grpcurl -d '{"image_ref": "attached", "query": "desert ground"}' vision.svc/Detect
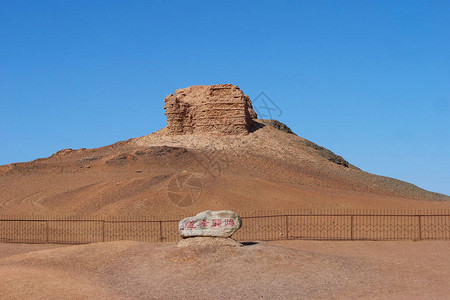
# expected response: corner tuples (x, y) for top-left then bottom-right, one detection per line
(1, 85), (448, 299)
(1, 85), (448, 216)
(1, 119), (449, 217)
(0, 240), (449, 299)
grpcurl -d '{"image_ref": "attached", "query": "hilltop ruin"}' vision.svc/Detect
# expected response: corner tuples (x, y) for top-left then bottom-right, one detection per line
(164, 84), (257, 135)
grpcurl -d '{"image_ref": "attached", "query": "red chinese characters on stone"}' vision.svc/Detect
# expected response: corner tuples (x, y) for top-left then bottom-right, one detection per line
(179, 211), (241, 238)
(185, 218), (237, 230)
(212, 219), (222, 227)
(197, 219), (209, 228)
(224, 219), (235, 227)
(211, 218), (236, 227)
(185, 221), (196, 229)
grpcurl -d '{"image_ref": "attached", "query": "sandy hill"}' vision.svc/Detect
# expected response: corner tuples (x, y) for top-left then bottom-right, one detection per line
(0, 84), (448, 216)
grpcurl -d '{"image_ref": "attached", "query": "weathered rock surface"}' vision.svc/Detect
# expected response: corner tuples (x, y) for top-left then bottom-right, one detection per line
(178, 210), (242, 238)
(164, 84), (257, 135)
(177, 236), (242, 247)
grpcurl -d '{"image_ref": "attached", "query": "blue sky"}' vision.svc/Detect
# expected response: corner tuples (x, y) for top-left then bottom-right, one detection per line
(1, 1), (449, 195)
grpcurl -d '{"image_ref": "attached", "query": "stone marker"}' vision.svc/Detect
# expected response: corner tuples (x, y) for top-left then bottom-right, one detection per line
(178, 210), (242, 238)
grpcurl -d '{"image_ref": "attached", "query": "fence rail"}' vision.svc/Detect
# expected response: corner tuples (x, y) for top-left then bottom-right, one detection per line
(1, 209), (449, 244)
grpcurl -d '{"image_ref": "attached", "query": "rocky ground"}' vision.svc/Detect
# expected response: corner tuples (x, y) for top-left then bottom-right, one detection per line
(1, 84), (448, 216)
(0, 240), (448, 299)
(0, 119), (448, 217)
(1, 84), (448, 299)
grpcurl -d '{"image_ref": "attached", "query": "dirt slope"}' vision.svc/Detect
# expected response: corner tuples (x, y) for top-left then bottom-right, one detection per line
(0, 240), (449, 299)
(0, 120), (448, 216)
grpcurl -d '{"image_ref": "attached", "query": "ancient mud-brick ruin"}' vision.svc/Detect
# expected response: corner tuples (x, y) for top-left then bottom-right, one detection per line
(164, 84), (257, 135)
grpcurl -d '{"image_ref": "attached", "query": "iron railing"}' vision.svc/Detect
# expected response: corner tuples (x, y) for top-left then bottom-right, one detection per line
(0, 209), (449, 244)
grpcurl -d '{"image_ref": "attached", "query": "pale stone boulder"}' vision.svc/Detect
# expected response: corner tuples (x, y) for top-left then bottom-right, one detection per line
(178, 210), (242, 238)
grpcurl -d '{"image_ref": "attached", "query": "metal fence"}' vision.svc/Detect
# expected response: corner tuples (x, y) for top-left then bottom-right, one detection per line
(1, 209), (449, 244)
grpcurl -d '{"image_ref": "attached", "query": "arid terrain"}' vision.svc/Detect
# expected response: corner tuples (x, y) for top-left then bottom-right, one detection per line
(1, 84), (449, 299)
(1, 85), (448, 216)
(0, 116), (449, 216)
(0, 240), (449, 299)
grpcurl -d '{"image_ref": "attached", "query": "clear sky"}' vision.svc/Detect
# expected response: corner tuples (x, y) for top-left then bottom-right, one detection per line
(1, 1), (449, 195)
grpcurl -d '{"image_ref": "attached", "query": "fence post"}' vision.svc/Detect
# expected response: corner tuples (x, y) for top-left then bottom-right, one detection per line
(159, 221), (163, 242)
(418, 215), (422, 240)
(350, 215), (354, 240)
(102, 220), (105, 242)
(46, 219), (49, 244)
(285, 215), (289, 240)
